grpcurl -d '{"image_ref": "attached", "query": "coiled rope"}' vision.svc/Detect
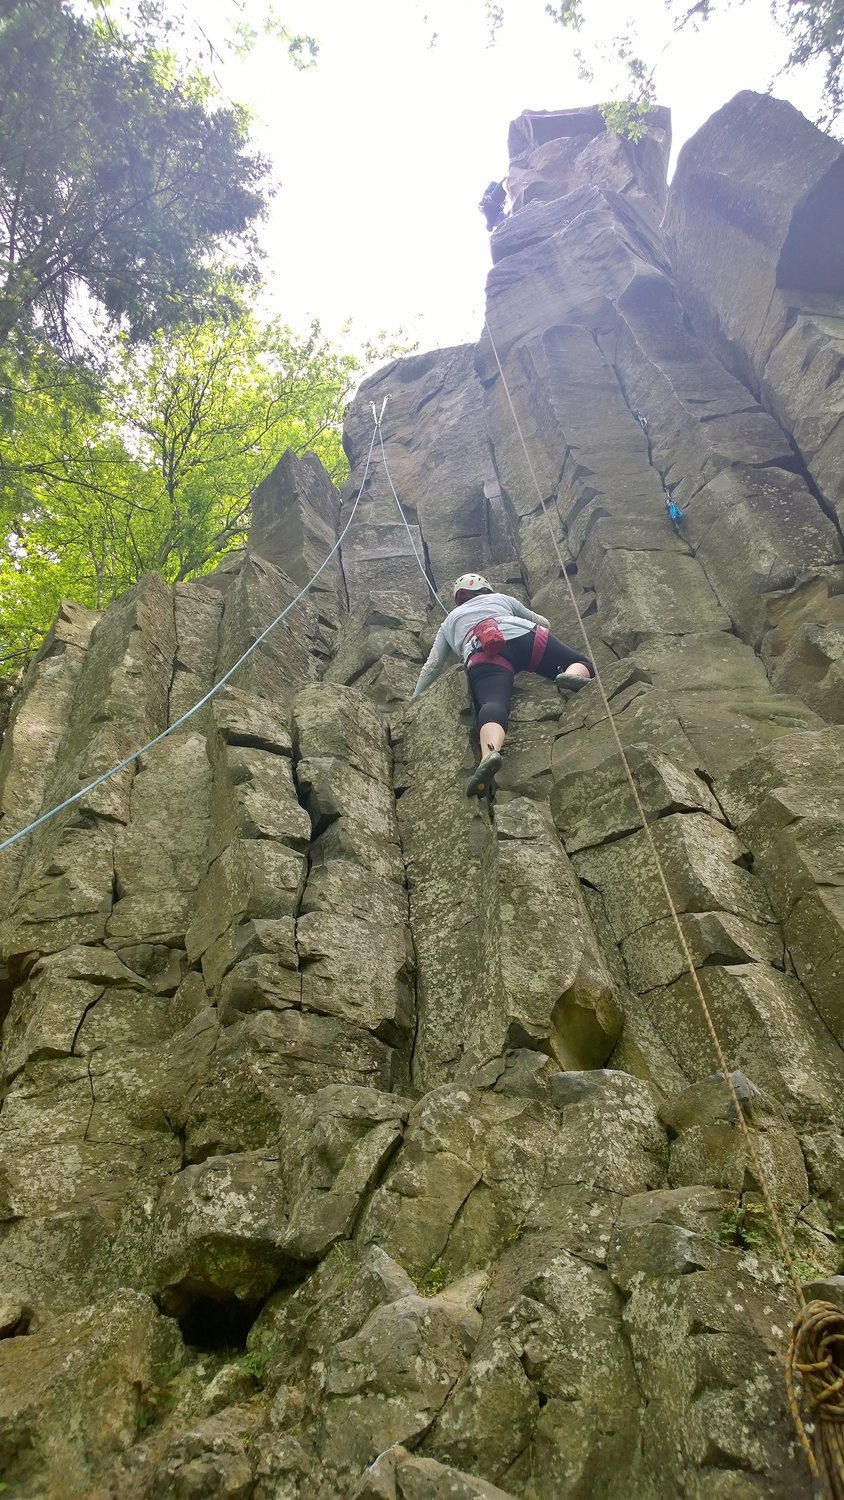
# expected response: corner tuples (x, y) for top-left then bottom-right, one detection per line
(788, 1301), (844, 1499)
(0, 419), (382, 857)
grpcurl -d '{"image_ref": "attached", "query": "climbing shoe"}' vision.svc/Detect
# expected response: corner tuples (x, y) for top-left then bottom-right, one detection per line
(555, 671), (591, 693)
(466, 749), (503, 798)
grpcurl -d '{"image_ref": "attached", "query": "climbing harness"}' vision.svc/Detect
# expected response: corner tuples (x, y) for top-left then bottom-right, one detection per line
(465, 617), (507, 655)
(0, 419), (384, 857)
(480, 314), (842, 1496)
(528, 624), (549, 671)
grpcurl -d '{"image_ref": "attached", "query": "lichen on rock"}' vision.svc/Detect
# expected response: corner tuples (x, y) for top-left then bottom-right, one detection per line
(1, 93), (844, 1500)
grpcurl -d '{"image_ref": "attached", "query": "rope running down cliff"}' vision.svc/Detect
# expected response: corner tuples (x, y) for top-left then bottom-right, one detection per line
(0, 419), (383, 858)
(371, 397), (448, 615)
(478, 313), (840, 1497)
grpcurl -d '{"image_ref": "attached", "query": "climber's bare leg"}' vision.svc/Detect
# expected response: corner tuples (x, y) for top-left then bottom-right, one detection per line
(480, 721), (506, 756)
(467, 722), (505, 797)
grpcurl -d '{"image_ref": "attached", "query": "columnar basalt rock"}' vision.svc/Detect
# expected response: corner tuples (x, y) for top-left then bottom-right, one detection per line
(1, 95), (844, 1500)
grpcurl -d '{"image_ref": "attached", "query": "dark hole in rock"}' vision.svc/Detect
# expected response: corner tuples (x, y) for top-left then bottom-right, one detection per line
(176, 1295), (260, 1353)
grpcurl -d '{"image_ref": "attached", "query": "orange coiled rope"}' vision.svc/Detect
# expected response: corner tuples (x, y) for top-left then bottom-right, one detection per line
(787, 1300), (844, 1498)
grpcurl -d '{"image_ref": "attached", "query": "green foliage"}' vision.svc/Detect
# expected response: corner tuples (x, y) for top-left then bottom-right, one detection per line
(419, 1260), (446, 1296)
(236, 1349), (272, 1381)
(513, 1), (843, 132)
(777, 0), (844, 125)
(227, 2), (318, 67)
(0, 311), (411, 657)
(792, 1256), (822, 1282)
(0, 0), (269, 353)
(716, 1201), (768, 1250)
(600, 98), (654, 141)
(544, 2), (584, 27)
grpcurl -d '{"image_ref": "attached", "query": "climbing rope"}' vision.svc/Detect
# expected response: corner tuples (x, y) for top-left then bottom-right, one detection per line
(480, 314), (840, 1492)
(371, 396), (448, 615)
(0, 418), (383, 857)
(788, 1301), (844, 1499)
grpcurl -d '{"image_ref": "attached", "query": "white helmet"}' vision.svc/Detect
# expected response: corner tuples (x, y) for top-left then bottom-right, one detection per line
(453, 572), (492, 602)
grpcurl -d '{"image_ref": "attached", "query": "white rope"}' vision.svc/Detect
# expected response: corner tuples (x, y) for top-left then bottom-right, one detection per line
(372, 398), (448, 615)
(0, 421), (381, 857)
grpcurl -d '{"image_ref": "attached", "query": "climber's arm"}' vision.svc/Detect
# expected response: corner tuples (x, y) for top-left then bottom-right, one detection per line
(508, 597), (550, 630)
(412, 627), (453, 697)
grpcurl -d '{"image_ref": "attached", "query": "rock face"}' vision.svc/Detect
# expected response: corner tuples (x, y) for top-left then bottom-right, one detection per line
(1, 94), (843, 1499)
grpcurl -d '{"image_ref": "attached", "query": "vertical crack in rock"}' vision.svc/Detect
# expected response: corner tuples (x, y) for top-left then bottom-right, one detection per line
(5, 96), (844, 1500)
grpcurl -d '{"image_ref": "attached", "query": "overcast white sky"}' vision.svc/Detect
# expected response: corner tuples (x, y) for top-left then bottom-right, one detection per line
(185, 0), (825, 352)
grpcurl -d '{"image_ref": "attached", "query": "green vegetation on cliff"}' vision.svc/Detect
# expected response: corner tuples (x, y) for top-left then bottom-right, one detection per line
(0, 1), (408, 661)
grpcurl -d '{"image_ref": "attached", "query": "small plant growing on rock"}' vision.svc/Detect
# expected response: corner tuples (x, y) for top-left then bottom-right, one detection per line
(134, 1360), (183, 1432)
(237, 1350), (271, 1383)
(792, 1257), (822, 1284)
(716, 1202), (767, 1251)
(419, 1261), (446, 1296)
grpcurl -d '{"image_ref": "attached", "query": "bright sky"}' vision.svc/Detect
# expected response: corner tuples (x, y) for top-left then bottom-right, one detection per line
(185, 0), (825, 353)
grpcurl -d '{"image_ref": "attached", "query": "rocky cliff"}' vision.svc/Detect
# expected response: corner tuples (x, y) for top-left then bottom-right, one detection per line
(1, 90), (843, 1500)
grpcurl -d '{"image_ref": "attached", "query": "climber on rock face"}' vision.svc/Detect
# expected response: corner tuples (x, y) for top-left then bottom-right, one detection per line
(412, 573), (594, 797)
(479, 180), (507, 232)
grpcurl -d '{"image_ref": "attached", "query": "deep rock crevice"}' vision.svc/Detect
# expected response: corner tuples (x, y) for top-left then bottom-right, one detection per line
(2, 90), (844, 1500)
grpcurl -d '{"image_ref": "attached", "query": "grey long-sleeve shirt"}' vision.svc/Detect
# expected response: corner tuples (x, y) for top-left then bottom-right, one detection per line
(412, 592), (549, 698)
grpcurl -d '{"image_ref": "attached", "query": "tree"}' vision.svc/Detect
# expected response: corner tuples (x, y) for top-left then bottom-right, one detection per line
(0, 0), (271, 353)
(479, 1), (843, 132)
(0, 312), (411, 656)
(777, 0), (844, 126)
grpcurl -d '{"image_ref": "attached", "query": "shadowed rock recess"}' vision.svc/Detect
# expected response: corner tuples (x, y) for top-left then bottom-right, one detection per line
(2, 91), (844, 1499)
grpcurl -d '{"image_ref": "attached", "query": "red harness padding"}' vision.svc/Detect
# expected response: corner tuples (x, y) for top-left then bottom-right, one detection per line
(465, 621), (550, 675)
(467, 650), (516, 672)
(464, 615), (516, 674)
(529, 624), (549, 670)
(467, 616), (506, 653)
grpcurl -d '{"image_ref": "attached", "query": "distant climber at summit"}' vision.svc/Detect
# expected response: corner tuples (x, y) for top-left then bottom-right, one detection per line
(479, 179), (507, 232)
(412, 573), (593, 797)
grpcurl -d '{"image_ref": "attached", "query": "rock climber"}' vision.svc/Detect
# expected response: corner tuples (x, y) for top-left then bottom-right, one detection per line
(479, 180), (508, 232)
(412, 573), (594, 797)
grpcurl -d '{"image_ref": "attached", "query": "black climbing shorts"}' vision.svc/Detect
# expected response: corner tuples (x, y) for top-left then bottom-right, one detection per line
(467, 628), (593, 731)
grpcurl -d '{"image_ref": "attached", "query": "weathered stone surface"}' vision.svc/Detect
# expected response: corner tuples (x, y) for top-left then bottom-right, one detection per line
(250, 448), (344, 628)
(169, 578), (224, 729)
(493, 796), (622, 1067)
(109, 732), (212, 946)
(551, 742), (723, 852)
(152, 1152), (292, 1309)
(771, 620), (844, 722)
(215, 553), (323, 706)
(721, 729), (844, 1045)
(666, 90), (844, 529)
(183, 1007), (397, 1159)
(644, 963), (844, 1126)
(0, 1291), (183, 1498)
(4, 87), (844, 1500)
(0, 601), (99, 919)
(350, 1445), (518, 1500)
